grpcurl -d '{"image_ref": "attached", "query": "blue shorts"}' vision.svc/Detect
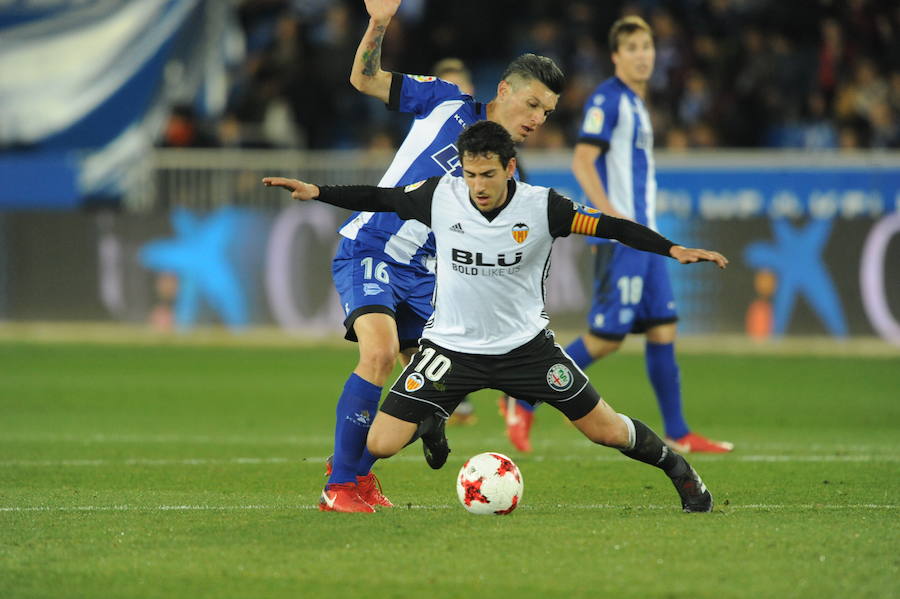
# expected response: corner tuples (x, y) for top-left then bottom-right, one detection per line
(332, 237), (435, 348)
(586, 243), (678, 340)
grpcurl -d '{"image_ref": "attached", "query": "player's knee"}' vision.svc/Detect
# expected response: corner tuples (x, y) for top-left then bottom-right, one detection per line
(584, 334), (622, 358)
(357, 344), (399, 380)
(580, 410), (630, 448)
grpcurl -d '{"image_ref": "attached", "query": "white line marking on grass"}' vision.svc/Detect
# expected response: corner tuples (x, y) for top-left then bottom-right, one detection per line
(0, 433), (335, 446)
(1, 503), (896, 513)
(0, 453), (897, 468)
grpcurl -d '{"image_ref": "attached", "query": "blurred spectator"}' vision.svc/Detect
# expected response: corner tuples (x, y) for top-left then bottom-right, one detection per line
(162, 106), (217, 148)
(432, 57), (474, 95)
(800, 93), (839, 150)
(159, 0), (900, 151)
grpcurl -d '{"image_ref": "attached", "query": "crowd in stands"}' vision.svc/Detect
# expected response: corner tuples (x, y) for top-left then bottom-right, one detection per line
(161, 0), (900, 151)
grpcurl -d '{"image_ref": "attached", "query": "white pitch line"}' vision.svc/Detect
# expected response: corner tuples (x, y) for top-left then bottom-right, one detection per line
(0, 503), (896, 514)
(0, 454), (897, 468)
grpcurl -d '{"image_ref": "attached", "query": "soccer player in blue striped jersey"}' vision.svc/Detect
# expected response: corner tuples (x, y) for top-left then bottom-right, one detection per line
(320, 0), (564, 513)
(503, 15), (733, 455)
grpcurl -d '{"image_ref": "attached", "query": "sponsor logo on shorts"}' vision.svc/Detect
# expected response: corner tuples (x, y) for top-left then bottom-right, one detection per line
(593, 313), (605, 328)
(405, 372), (425, 392)
(363, 283), (384, 296)
(546, 364), (574, 392)
(511, 223), (529, 243)
(619, 308), (634, 324)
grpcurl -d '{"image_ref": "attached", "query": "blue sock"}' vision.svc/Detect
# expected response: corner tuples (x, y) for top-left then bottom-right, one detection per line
(564, 337), (595, 370)
(356, 447), (378, 478)
(328, 373), (381, 485)
(515, 398), (536, 412)
(645, 342), (690, 439)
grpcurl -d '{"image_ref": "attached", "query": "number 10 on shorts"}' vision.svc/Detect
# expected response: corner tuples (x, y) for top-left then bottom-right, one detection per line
(414, 347), (452, 381)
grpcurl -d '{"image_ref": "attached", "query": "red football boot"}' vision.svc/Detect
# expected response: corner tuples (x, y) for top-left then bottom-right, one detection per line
(498, 395), (534, 453)
(318, 482), (375, 513)
(665, 432), (734, 454)
(356, 472), (393, 508)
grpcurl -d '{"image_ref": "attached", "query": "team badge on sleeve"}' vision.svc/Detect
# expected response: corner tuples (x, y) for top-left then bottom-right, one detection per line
(573, 203), (600, 215)
(511, 223), (529, 243)
(409, 75), (436, 82)
(570, 203), (601, 236)
(583, 106), (605, 134)
(404, 180), (426, 193)
(546, 364), (574, 392)
(405, 372), (425, 392)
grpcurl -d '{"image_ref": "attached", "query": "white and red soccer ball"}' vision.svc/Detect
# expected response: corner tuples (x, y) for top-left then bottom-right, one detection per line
(456, 452), (524, 515)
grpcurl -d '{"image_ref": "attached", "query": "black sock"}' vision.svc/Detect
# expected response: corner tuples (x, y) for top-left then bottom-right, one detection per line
(621, 418), (687, 478)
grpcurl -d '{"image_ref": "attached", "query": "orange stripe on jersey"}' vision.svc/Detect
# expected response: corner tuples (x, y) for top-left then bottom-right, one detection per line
(571, 212), (599, 236)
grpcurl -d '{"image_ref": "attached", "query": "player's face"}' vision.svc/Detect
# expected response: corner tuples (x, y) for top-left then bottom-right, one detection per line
(493, 78), (559, 142)
(613, 30), (655, 86)
(461, 152), (517, 212)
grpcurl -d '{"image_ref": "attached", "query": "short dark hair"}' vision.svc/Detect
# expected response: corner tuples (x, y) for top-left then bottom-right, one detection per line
(609, 15), (653, 53)
(501, 53), (565, 95)
(457, 121), (517, 168)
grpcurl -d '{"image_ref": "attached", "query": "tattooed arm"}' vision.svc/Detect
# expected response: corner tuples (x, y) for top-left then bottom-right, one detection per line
(348, 0), (400, 103)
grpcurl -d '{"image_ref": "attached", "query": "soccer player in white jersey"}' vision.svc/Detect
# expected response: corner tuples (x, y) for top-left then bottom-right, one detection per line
(318, 0), (564, 512)
(263, 121), (727, 512)
(502, 15), (734, 455)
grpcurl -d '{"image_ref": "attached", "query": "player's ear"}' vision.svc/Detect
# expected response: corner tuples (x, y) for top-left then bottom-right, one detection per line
(497, 79), (510, 100)
(506, 157), (517, 178)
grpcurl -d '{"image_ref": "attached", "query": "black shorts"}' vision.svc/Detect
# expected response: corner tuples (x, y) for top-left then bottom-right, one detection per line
(380, 330), (600, 424)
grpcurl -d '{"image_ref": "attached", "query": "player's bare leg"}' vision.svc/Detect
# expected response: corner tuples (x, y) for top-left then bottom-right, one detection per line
(571, 397), (713, 512)
(353, 312), (402, 385)
(501, 333), (621, 452)
(322, 312), (400, 513)
(367, 411), (419, 458)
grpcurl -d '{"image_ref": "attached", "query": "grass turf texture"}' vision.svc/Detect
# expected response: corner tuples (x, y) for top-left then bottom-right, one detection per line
(1, 341), (897, 599)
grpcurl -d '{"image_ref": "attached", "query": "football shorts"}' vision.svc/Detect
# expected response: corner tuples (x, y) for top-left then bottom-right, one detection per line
(585, 243), (678, 340)
(380, 330), (600, 424)
(331, 237), (435, 348)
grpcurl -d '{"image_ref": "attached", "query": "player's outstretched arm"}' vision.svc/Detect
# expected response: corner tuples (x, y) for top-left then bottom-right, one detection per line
(262, 176), (433, 225)
(566, 206), (729, 269)
(669, 245), (728, 268)
(348, 0), (400, 103)
(261, 177), (319, 201)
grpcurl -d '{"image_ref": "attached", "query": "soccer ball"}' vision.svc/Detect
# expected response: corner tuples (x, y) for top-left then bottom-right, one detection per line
(456, 452), (524, 515)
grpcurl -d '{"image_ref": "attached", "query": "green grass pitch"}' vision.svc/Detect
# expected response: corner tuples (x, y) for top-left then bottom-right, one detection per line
(1, 340), (898, 598)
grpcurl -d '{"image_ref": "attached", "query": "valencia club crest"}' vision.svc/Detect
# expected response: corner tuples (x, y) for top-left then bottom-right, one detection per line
(511, 223), (529, 243)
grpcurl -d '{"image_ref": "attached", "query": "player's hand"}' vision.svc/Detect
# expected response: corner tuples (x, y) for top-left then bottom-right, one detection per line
(669, 245), (728, 269)
(261, 177), (319, 202)
(364, 0), (401, 22)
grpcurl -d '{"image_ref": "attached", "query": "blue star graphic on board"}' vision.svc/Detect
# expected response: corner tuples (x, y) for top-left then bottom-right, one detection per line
(140, 207), (248, 329)
(744, 219), (847, 336)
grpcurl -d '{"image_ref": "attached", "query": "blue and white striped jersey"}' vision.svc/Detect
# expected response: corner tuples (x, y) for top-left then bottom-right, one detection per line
(577, 76), (657, 242)
(338, 73), (486, 267)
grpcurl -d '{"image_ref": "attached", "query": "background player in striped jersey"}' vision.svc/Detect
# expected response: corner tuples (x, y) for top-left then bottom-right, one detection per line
(502, 15), (733, 455)
(263, 120), (728, 512)
(320, 0), (564, 512)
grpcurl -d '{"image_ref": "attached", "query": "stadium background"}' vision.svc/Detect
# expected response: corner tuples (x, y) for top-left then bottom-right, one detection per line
(1, 0), (898, 344)
(1, 3), (898, 599)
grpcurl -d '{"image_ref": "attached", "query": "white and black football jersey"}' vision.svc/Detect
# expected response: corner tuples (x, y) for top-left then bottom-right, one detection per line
(316, 173), (675, 354)
(417, 176), (562, 353)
